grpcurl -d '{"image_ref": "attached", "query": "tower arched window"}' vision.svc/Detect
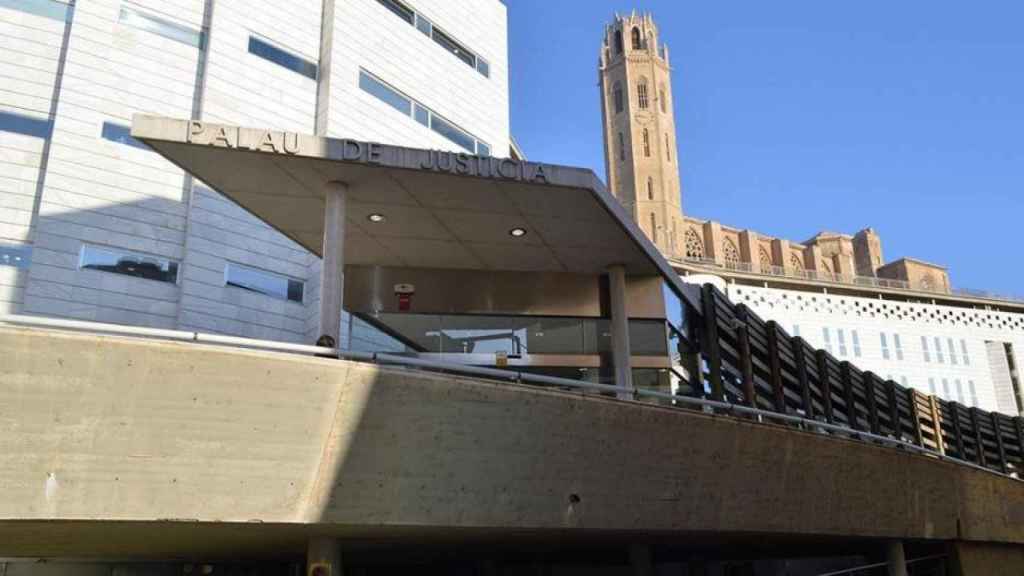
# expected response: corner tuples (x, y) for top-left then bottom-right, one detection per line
(759, 247), (772, 270)
(613, 81), (623, 114)
(614, 29), (623, 54)
(646, 176), (654, 200)
(790, 254), (804, 271)
(684, 228), (703, 259)
(642, 128), (650, 156)
(649, 213), (657, 244)
(659, 83), (667, 113)
(631, 27), (641, 50)
(665, 134), (671, 162)
(617, 132), (624, 161)
(723, 238), (740, 266)
(637, 78), (649, 109)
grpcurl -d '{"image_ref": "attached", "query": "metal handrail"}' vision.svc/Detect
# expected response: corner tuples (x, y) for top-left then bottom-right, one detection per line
(814, 554), (948, 576)
(0, 313), (1019, 484)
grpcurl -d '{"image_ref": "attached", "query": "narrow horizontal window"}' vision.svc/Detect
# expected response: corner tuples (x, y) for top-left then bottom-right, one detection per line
(414, 13), (432, 36)
(377, 0), (413, 24)
(430, 113), (475, 153)
(359, 71), (411, 116)
(0, 110), (51, 138)
(101, 121), (148, 150)
(248, 36), (317, 80)
(80, 245), (178, 283)
(476, 57), (490, 78)
(119, 6), (204, 49)
(0, 0), (70, 21)
(432, 27), (475, 68)
(225, 262), (303, 303)
(476, 141), (490, 157)
(413, 103), (429, 126)
(0, 244), (32, 269)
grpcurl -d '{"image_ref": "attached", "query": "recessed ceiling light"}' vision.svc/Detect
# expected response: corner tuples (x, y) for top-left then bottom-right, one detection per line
(509, 227), (527, 237)
(367, 213), (385, 223)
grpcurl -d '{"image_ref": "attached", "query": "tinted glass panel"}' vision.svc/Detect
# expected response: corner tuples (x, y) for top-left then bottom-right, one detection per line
(430, 114), (475, 152)
(0, 110), (51, 138)
(359, 71), (412, 116)
(225, 263), (303, 303)
(476, 141), (490, 157)
(432, 28), (475, 67)
(101, 122), (148, 150)
(413, 103), (429, 126)
(0, 244), (31, 268)
(248, 36), (317, 80)
(80, 245), (178, 283)
(476, 57), (490, 77)
(119, 7), (204, 48)
(0, 0), (70, 21)
(377, 0), (413, 24)
(415, 13), (432, 36)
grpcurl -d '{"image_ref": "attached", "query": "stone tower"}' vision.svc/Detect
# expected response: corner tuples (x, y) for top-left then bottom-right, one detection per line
(599, 12), (683, 256)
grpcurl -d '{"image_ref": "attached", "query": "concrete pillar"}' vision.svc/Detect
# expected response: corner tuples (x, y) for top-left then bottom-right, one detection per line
(738, 230), (759, 272)
(702, 220), (723, 264)
(886, 540), (907, 576)
(771, 238), (792, 274)
(608, 265), (634, 399)
(307, 536), (342, 576)
(318, 181), (347, 347)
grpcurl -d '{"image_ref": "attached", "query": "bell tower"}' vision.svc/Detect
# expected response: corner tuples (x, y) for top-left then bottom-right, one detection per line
(599, 12), (683, 256)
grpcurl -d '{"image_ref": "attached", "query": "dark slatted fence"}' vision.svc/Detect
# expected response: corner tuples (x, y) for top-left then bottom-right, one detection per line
(693, 283), (1024, 478)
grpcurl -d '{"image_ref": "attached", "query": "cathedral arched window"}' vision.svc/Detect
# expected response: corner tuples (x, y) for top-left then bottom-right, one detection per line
(723, 238), (740, 266)
(649, 213), (658, 244)
(637, 78), (649, 109)
(790, 254), (804, 271)
(642, 128), (650, 156)
(759, 247), (772, 270)
(659, 83), (667, 113)
(646, 176), (654, 200)
(684, 228), (703, 259)
(617, 132), (624, 161)
(615, 29), (623, 54)
(631, 27), (641, 50)
(665, 134), (671, 162)
(613, 81), (623, 114)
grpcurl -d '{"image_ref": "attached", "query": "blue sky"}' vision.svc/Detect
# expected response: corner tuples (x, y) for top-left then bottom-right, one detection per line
(507, 1), (1024, 296)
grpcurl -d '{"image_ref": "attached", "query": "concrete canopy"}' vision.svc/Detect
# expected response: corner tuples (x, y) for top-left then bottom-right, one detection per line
(130, 115), (691, 294)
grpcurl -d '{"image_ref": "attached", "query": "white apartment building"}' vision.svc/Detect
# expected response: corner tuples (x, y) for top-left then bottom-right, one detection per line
(0, 0), (509, 343)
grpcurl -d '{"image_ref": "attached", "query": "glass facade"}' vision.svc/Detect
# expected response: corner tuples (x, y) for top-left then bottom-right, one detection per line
(0, 0), (70, 21)
(376, 0), (490, 77)
(79, 245), (178, 284)
(225, 263), (304, 304)
(248, 36), (317, 80)
(119, 7), (204, 49)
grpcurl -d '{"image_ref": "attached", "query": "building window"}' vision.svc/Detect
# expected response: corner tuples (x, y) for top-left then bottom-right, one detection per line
(642, 128), (650, 156)
(618, 132), (625, 161)
(659, 84), (667, 113)
(894, 334), (904, 360)
(359, 70), (487, 154)
(3, 0), (70, 21)
(790, 253), (804, 271)
(613, 82), (623, 113)
(637, 79), (649, 109)
(665, 134), (671, 162)
(80, 245), (178, 284)
(837, 328), (848, 357)
(928, 377), (936, 395)
(614, 29), (623, 54)
(649, 213), (657, 244)
(955, 379), (964, 404)
(248, 36), (317, 80)
(948, 338), (958, 365)
(968, 380), (977, 407)
(0, 110), (51, 139)
(684, 228), (703, 259)
(961, 339), (970, 365)
(722, 238), (740, 266)
(225, 263), (304, 303)
(942, 378), (951, 400)
(647, 177), (654, 200)
(119, 6), (204, 49)
(793, 324), (801, 337)
(823, 327), (833, 354)
(921, 336), (931, 362)
(759, 247), (773, 271)
(900, 376), (908, 388)
(880, 333), (890, 360)
(0, 244), (31, 269)
(376, 0), (487, 77)
(851, 330), (861, 357)
(934, 336), (944, 363)
(101, 122), (148, 150)
(631, 27), (641, 50)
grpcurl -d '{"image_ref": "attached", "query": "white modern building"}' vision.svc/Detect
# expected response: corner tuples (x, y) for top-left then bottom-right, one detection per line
(1, 0), (509, 343)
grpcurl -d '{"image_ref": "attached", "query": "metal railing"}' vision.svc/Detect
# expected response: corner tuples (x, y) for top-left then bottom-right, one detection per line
(815, 554), (948, 576)
(1, 313), (1020, 485)
(676, 256), (1024, 304)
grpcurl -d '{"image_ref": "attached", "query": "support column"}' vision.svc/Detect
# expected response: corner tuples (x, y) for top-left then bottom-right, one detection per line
(318, 181), (347, 347)
(886, 540), (907, 576)
(608, 265), (634, 399)
(307, 536), (341, 576)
